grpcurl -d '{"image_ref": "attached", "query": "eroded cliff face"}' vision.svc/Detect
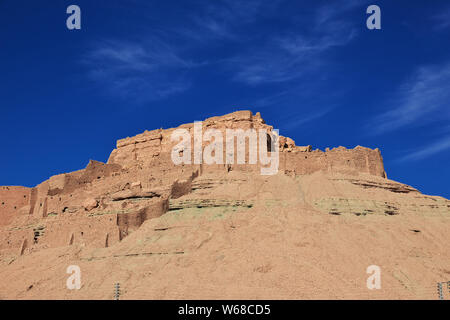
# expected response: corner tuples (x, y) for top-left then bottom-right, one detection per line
(0, 111), (449, 300)
(0, 111), (450, 299)
(0, 111), (391, 254)
(106, 110), (386, 178)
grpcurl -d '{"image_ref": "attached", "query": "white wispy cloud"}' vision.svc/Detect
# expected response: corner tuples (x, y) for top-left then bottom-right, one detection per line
(433, 6), (450, 30)
(230, 2), (362, 85)
(187, 0), (278, 40)
(250, 80), (341, 130)
(369, 63), (450, 134)
(80, 1), (367, 103)
(232, 31), (356, 85)
(396, 135), (450, 162)
(83, 39), (198, 103)
(314, 0), (369, 25)
(281, 107), (333, 131)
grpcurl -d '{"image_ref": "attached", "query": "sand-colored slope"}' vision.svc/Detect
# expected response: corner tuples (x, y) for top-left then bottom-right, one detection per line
(1, 171), (448, 300)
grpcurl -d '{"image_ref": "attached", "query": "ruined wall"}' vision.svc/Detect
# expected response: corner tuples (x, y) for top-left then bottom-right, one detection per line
(107, 110), (386, 178)
(37, 214), (120, 248)
(117, 198), (169, 236)
(107, 110), (271, 169)
(0, 186), (31, 226)
(281, 146), (386, 178)
(27, 160), (123, 219)
(0, 110), (387, 254)
(0, 228), (34, 252)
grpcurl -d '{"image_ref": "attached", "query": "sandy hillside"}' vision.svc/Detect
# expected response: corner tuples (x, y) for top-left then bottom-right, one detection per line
(0, 111), (449, 300)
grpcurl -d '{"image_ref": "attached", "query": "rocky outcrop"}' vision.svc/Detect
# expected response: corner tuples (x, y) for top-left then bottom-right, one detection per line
(169, 199), (254, 211)
(1, 110), (449, 300)
(0, 111), (396, 254)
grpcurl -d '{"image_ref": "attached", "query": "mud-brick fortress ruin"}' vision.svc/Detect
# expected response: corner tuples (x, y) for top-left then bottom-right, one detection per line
(0, 111), (388, 254)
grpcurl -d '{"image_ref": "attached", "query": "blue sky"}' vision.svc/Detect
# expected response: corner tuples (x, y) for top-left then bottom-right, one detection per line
(1, 0), (449, 198)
